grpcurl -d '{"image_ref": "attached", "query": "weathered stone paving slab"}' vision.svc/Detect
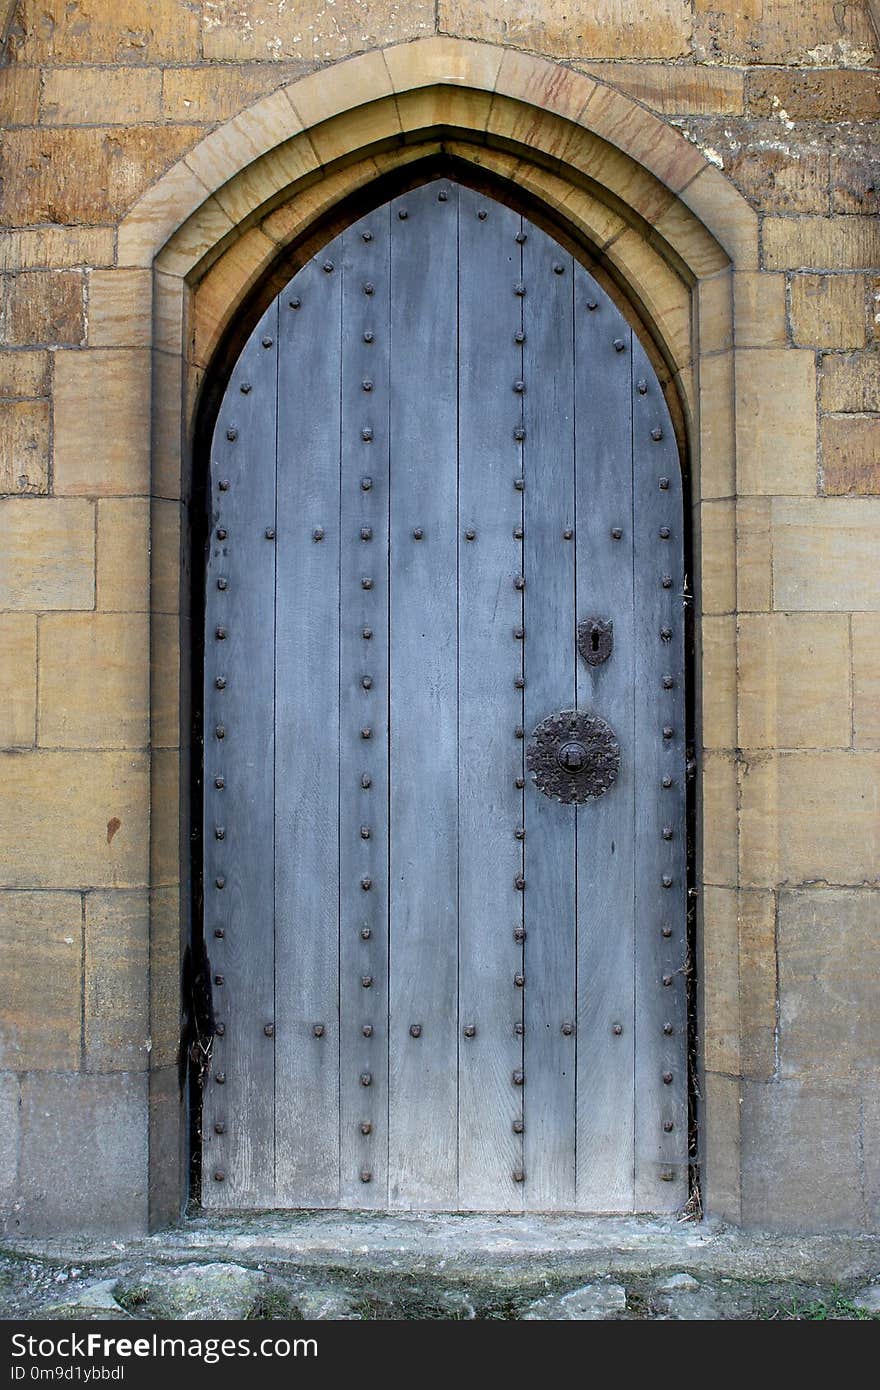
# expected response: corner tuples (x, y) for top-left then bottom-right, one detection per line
(2, 1215), (879, 1320)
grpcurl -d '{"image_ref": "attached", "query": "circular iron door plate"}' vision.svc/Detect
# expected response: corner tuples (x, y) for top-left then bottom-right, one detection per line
(526, 709), (620, 804)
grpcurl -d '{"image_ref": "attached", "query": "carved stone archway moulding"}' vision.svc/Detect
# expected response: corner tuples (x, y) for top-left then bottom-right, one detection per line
(127, 37), (753, 1225)
(128, 39), (757, 466)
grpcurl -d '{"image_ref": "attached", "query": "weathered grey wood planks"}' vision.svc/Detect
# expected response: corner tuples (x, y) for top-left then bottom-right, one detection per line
(203, 180), (689, 1216)
(387, 184), (459, 1208)
(574, 276), (636, 1212)
(457, 187), (524, 1210)
(203, 303), (278, 1207)
(522, 235), (577, 1211)
(274, 247), (343, 1206)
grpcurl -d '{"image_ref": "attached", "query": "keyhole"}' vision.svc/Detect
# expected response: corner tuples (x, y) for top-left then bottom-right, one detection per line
(578, 616), (613, 668)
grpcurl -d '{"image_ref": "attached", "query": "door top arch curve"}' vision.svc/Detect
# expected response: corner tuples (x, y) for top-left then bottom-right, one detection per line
(208, 171), (681, 472)
(120, 37), (757, 280)
(194, 158), (691, 476)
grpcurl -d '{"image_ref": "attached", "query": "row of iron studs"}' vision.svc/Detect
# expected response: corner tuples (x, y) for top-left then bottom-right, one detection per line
(641, 359), (683, 1184)
(208, 326), (279, 1185)
(513, 213), (526, 1186)
(354, 218), (379, 1187)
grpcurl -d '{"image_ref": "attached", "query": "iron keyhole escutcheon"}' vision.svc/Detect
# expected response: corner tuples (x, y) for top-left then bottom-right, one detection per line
(578, 617), (613, 667)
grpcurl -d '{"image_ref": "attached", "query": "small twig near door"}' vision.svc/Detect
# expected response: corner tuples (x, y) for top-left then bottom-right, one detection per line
(678, 1187), (704, 1223)
(181, 938), (216, 1091)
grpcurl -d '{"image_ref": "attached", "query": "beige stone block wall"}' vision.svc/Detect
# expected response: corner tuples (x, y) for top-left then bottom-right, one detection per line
(0, 1), (878, 1234)
(852, 615), (880, 750)
(740, 751), (880, 887)
(37, 613), (150, 749)
(0, 615), (36, 746)
(0, 892), (82, 1071)
(2, 270), (85, 346)
(777, 890), (880, 1082)
(821, 415), (880, 495)
(0, 750), (150, 890)
(0, 399), (50, 494)
(441, 0), (693, 60)
(789, 274), (871, 350)
(737, 614), (851, 750)
(770, 499), (880, 611)
(53, 350), (152, 496)
(735, 349), (817, 496)
(83, 891), (150, 1072)
(96, 500), (151, 612)
(0, 499), (96, 609)
(88, 271), (154, 349)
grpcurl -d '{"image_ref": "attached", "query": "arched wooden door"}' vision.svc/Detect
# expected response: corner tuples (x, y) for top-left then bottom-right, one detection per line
(202, 179), (687, 1213)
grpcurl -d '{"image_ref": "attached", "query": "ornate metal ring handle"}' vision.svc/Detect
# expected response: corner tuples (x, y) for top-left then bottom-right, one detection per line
(526, 709), (620, 804)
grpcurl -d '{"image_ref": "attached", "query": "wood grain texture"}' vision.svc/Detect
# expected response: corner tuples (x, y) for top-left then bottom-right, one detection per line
(457, 187), (523, 1210)
(274, 246), (343, 1206)
(522, 232), (577, 1211)
(387, 183), (459, 1209)
(574, 276), (636, 1212)
(202, 303), (277, 1208)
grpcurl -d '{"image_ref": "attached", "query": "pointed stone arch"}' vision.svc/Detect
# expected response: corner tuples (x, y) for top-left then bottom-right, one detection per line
(133, 36), (754, 1228)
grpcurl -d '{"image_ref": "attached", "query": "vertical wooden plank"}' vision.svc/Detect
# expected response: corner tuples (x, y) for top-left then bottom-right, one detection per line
(522, 231), (577, 1211)
(574, 274), (636, 1211)
(457, 187), (524, 1211)
(274, 244), (342, 1205)
(339, 206), (391, 1207)
(202, 303), (277, 1207)
(632, 332), (689, 1211)
(388, 182), (458, 1208)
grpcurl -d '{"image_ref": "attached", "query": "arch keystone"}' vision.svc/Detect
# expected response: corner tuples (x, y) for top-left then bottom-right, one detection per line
(383, 35), (506, 93)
